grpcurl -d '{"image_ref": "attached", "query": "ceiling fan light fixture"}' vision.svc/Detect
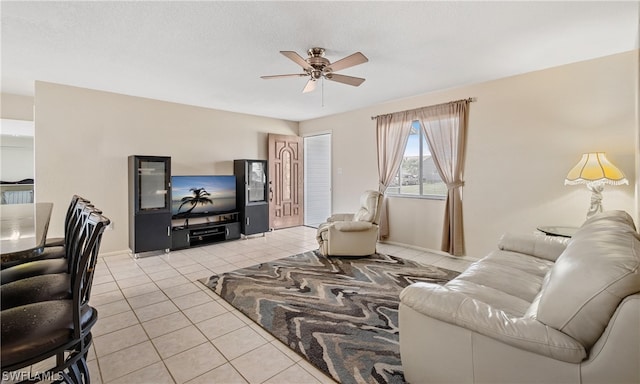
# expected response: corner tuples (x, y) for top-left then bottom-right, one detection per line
(262, 47), (368, 93)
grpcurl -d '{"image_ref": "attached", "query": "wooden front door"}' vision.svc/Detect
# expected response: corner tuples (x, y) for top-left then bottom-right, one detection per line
(268, 134), (303, 229)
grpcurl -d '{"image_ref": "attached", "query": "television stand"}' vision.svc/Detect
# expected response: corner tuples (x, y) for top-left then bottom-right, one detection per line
(171, 212), (240, 250)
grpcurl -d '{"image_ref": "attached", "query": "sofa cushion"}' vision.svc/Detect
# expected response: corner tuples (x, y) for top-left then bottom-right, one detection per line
(498, 232), (569, 262)
(400, 282), (587, 363)
(455, 250), (554, 309)
(536, 210), (640, 349)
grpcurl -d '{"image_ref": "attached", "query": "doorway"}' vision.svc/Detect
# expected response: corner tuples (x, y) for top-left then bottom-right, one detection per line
(268, 134), (304, 229)
(303, 133), (331, 228)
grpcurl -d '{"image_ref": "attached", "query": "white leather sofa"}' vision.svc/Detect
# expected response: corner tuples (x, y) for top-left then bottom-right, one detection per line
(316, 190), (382, 256)
(399, 210), (640, 383)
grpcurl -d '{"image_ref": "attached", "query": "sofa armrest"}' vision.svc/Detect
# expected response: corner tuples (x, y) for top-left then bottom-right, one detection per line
(400, 282), (586, 363)
(333, 221), (374, 232)
(498, 233), (569, 262)
(327, 213), (354, 222)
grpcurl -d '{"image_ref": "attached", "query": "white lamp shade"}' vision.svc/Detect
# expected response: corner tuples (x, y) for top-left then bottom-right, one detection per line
(565, 152), (628, 186)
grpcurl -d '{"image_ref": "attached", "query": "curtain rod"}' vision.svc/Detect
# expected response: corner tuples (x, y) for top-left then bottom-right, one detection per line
(370, 97), (476, 120)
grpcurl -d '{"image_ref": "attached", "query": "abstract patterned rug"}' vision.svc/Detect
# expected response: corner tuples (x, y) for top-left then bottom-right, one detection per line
(200, 251), (458, 384)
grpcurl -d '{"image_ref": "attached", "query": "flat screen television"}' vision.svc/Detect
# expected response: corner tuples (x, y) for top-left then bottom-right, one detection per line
(171, 175), (236, 218)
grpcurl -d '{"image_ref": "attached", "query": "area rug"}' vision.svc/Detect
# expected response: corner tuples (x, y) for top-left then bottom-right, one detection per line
(200, 250), (459, 384)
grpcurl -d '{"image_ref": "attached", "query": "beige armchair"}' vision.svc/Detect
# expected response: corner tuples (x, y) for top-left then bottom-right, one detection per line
(316, 190), (383, 257)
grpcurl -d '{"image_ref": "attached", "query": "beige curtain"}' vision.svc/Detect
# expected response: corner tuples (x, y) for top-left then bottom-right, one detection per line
(375, 112), (412, 238)
(417, 100), (470, 256)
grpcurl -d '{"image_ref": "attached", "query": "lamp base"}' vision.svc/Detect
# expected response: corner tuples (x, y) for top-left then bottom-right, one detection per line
(586, 183), (604, 219)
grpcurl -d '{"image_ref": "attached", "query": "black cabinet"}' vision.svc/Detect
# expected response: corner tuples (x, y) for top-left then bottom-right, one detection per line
(171, 228), (190, 250)
(234, 160), (269, 236)
(128, 155), (172, 256)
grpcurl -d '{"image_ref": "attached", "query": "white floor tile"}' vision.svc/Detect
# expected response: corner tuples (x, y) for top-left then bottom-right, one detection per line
(93, 324), (148, 357)
(97, 341), (161, 382)
(211, 326), (268, 360)
(91, 310), (139, 337)
(182, 300), (228, 323)
(171, 290), (214, 310)
(142, 311), (192, 339)
(185, 363), (247, 384)
(93, 299), (131, 318)
(230, 343), (295, 384)
(263, 364), (323, 384)
(120, 282), (160, 299)
(196, 312), (247, 341)
(163, 282), (202, 299)
(108, 361), (174, 384)
(164, 342), (227, 383)
(152, 325), (208, 359)
(133, 299), (179, 322)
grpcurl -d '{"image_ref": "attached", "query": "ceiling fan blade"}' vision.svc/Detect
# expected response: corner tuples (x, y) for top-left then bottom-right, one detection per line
(325, 73), (366, 87)
(280, 51), (312, 70)
(261, 74), (308, 80)
(328, 52), (368, 72)
(302, 79), (317, 93)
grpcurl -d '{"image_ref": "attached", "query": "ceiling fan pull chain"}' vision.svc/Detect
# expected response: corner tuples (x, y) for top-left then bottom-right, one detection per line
(322, 77), (325, 107)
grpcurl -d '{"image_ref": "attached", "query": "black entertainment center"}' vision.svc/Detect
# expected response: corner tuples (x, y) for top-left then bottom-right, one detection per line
(128, 155), (269, 255)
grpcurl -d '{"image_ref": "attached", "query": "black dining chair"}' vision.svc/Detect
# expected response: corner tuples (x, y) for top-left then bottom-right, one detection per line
(44, 195), (89, 248)
(0, 196), (91, 271)
(0, 210), (110, 384)
(0, 204), (101, 308)
(1, 200), (98, 285)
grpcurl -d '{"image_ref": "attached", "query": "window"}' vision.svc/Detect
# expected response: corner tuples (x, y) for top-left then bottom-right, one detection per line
(386, 121), (447, 198)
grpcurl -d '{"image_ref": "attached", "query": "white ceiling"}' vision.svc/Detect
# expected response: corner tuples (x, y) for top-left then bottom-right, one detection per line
(2, 1), (638, 122)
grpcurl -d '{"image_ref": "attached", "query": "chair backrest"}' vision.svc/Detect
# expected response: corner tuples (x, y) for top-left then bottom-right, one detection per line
(62, 196), (90, 252)
(71, 210), (110, 339)
(65, 202), (102, 273)
(353, 190), (383, 224)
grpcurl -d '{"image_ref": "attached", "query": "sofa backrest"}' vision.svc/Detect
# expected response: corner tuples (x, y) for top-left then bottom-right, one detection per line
(536, 210), (640, 350)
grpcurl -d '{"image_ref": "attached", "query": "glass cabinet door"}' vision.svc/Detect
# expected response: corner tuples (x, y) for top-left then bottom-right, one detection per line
(248, 161), (267, 203)
(138, 159), (169, 211)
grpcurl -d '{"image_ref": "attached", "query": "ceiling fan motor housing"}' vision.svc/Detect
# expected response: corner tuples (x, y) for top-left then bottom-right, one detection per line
(306, 47), (330, 80)
(307, 47), (326, 58)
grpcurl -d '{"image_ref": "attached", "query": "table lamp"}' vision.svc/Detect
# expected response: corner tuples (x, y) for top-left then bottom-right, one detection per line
(564, 152), (628, 219)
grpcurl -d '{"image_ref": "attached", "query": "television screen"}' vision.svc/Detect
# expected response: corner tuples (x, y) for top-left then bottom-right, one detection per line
(171, 175), (236, 217)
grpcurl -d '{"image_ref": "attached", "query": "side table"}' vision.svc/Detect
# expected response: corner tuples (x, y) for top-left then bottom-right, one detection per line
(536, 225), (579, 238)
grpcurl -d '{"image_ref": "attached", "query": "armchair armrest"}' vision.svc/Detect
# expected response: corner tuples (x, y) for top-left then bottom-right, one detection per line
(327, 213), (355, 222)
(498, 233), (569, 262)
(400, 282), (586, 363)
(333, 221), (374, 232)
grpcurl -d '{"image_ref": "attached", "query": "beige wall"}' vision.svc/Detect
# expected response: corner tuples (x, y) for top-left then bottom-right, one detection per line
(300, 50), (638, 258)
(1, 93), (34, 121)
(34, 81), (298, 253)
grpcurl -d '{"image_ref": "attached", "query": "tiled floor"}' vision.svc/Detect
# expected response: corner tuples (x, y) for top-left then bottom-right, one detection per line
(25, 226), (473, 384)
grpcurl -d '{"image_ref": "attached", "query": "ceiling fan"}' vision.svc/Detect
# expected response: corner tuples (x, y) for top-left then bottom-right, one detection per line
(261, 47), (368, 93)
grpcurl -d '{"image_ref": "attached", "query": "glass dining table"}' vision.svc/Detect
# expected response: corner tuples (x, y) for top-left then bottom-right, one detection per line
(0, 202), (54, 264)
